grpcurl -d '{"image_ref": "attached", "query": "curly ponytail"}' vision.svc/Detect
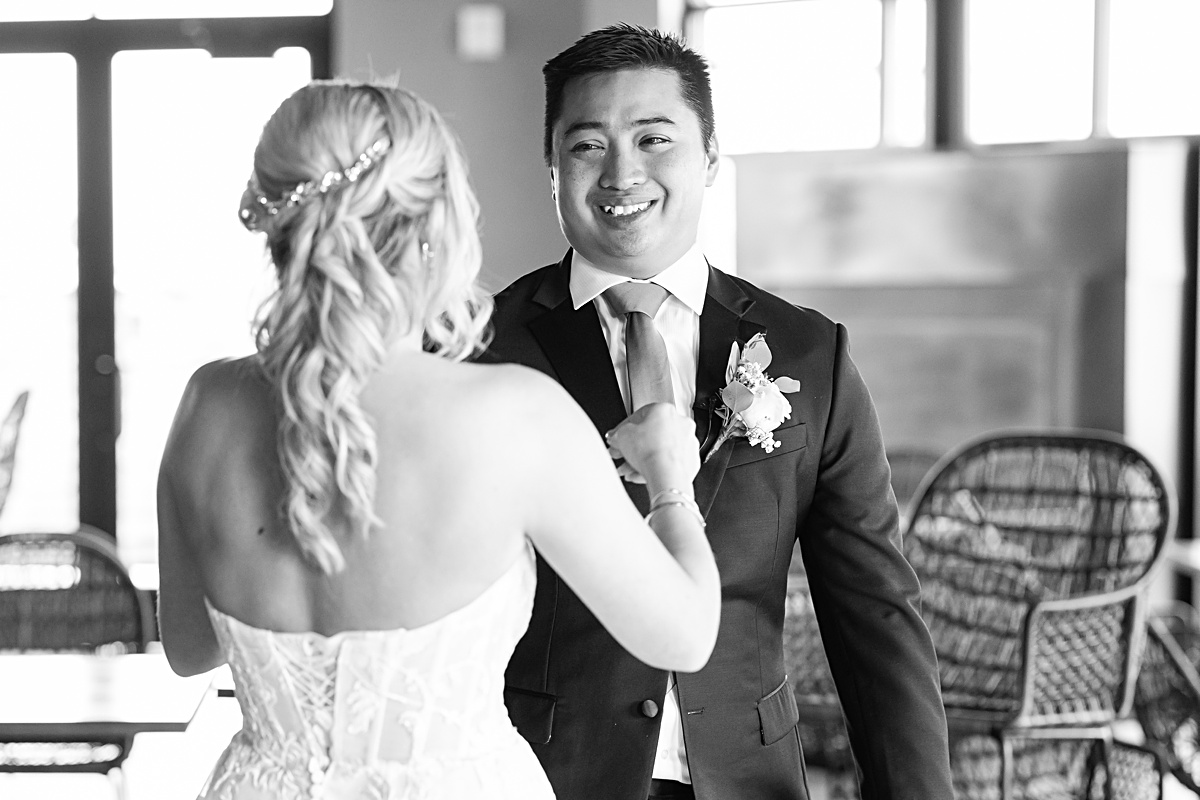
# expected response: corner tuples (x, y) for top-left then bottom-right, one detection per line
(245, 80), (491, 574)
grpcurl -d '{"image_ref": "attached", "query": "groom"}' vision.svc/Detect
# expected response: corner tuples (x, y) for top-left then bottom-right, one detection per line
(487, 24), (953, 800)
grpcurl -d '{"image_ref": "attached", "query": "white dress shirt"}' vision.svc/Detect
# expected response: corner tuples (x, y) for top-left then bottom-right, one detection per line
(568, 245), (709, 783)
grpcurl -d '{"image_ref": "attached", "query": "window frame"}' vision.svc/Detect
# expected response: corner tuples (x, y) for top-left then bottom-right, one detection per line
(682, 0), (1200, 152)
(0, 15), (331, 540)
(683, 0), (926, 152)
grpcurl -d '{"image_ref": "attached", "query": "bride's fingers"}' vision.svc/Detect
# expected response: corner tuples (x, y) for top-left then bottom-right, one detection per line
(615, 462), (646, 484)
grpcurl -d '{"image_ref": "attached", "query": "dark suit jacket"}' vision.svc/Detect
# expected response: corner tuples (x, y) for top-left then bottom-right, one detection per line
(486, 253), (953, 800)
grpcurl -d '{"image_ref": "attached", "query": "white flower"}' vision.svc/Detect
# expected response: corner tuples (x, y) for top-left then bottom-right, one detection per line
(744, 391), (793, 445)
(706, 333), (801, 461)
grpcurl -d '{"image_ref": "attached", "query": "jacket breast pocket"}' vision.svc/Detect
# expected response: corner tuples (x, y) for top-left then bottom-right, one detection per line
(504, 686), (557, 744)
(727, 422), (807, 469)
(757, 676), (800, 745)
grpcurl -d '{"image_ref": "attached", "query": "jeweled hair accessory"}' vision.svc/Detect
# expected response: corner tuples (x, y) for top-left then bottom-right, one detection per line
(238, 137), (392, 232)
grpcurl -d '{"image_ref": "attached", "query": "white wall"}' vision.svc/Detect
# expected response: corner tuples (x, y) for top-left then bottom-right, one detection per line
(334, 0), (581, 291)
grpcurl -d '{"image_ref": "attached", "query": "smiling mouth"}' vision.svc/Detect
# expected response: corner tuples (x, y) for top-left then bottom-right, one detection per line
(600, 201), (653, 217)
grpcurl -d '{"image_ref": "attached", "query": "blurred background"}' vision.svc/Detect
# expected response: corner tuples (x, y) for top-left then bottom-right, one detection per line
(0, 0), (1196, 604)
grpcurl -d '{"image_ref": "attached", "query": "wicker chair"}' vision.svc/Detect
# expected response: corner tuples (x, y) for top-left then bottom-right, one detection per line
(783, 574), (858, 794)
(0, 390), (29, 521)
(903, 430), (1174, 800)
(887, 446), (942, 520)
(0, 526), (154, 795)
(1134, 602), (1200, 795)
(949, 736), (1164, 800)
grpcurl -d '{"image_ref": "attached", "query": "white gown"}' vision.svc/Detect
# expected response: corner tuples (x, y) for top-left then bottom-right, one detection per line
(197, 543), (554, 800)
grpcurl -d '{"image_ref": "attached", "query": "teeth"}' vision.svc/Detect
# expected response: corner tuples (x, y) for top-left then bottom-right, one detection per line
(602, 201), (651, 217)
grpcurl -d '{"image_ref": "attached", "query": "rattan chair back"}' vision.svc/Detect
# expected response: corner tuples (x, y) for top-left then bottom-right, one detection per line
(903, 430), (1173, 729)
(0, 526), (152, 785)
(886, 446), (942, 519)
(0, 526), (152, 654)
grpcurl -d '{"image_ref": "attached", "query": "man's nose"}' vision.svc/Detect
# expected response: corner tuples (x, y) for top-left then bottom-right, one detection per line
(599, 145), (646, 191)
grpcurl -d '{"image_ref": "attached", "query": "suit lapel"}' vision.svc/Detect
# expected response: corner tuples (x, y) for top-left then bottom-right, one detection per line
(692, 266), (765, 515)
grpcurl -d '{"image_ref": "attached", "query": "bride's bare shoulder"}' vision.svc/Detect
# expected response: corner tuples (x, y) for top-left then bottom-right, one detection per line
(167, 357), (272, 443)
(450, 363), (604, 467)
(461, 362), (580, 417)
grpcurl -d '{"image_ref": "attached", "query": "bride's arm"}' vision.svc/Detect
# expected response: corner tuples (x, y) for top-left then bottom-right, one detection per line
(518, 372), (720, 672)
(157, 376), (225, 677)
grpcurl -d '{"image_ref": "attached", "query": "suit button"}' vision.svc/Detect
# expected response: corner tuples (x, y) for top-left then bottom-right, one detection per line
(640, 699), (659, 718)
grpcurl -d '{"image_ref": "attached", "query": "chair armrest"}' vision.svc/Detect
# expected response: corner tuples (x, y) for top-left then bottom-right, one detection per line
(1013, 583), (1145, 727)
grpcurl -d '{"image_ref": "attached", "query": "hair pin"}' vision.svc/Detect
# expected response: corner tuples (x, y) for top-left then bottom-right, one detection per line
(239, 137), (392, 232)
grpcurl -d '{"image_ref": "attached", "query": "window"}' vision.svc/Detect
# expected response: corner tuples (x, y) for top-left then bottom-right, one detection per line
(0, 53), (79, 533)
(1107, 0), (1200, 138)
(0, 1), (331, 22)
(111, 47), (312, 566)
(686, 0), (1200, 151)
(965, 0), (1094, 144)
(0, 15), (330, 573)
(688, 0), (926, 153)
(699, 0), (884, 153)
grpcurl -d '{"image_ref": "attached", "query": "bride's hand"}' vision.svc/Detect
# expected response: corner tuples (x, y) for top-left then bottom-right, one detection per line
(604, 403), (700, 487)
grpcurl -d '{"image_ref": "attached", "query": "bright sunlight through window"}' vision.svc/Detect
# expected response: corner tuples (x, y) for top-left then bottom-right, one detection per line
(702, 0), (884, 154)
(966, 0), (1095, 144)
(1107, 0), (1200, 138)
(0, 0), (330, 22)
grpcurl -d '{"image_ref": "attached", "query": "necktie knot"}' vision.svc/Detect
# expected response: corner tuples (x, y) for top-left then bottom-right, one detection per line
(603, 281), (671, 319)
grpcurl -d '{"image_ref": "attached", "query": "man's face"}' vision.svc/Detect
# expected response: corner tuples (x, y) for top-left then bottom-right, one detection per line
(550, 68), (719, 280)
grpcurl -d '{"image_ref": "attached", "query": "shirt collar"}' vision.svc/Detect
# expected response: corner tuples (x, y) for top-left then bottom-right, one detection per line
(568, 244), (709, 315)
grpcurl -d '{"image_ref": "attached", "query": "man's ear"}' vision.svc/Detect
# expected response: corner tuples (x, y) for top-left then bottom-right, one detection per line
(704, 135), (720, 188)
(549, 167), (558, 202)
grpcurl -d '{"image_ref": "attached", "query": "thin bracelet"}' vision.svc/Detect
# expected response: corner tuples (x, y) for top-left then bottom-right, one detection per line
(648, 492), (701, 517)
(652, 491), (700, 522)
(644, 500), (707, 530)
(649, 487), (695, 508)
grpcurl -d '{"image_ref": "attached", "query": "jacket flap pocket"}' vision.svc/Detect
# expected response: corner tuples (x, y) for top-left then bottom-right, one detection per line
(728, 422), (807, 469)
(757, 676), (800, 746)
(504, 686), (556, 745)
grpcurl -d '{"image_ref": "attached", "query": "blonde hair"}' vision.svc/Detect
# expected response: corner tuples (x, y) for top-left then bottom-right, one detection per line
(248, 80), (491, 574)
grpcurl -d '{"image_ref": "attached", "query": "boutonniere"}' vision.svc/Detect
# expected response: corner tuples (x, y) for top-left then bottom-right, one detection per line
(704, 333), (802, 463)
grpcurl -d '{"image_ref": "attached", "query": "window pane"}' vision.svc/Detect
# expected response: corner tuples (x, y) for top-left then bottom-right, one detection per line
(98, 0), (331, 19)
(702, 0), (883, 154)
(1108, 0), (1200, 137)
(111, 47), (311, 566)
(966, 0), (1094, 144)
(884, 0), (927, 147)
(0, 53), (79, 533)
(0, 1), (330, 21)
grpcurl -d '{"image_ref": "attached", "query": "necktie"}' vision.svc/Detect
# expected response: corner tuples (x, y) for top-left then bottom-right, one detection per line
(603, 282), (675, 410)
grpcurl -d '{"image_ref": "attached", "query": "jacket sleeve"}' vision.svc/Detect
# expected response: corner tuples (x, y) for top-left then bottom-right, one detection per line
(799, 322), (954, 800)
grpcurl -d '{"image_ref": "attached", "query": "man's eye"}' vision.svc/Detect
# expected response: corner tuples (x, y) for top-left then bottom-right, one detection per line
(642, 136), (670, 146)
(570, 142), (602, 153)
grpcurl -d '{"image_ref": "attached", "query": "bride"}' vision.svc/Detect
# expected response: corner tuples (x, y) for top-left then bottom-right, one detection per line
(155, 80), (719, 799)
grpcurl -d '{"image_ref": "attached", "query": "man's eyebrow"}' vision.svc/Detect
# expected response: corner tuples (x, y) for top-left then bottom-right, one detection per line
(562, 121), (603, 139)
(560, 116), (679, 139)
(634, 116), (677, 128)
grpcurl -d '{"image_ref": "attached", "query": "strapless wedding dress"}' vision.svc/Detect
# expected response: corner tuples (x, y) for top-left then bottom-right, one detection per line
(197, 543), (554, 799)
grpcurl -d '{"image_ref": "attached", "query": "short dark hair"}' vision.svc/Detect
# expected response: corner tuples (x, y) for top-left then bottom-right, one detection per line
(542, 23), (715, 166)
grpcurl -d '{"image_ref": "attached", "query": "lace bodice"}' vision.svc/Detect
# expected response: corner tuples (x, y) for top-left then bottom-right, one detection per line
(197, 543), (553, 800)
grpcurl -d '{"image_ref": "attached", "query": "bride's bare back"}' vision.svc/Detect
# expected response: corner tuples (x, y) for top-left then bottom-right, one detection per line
(161, 353), (548, 632)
